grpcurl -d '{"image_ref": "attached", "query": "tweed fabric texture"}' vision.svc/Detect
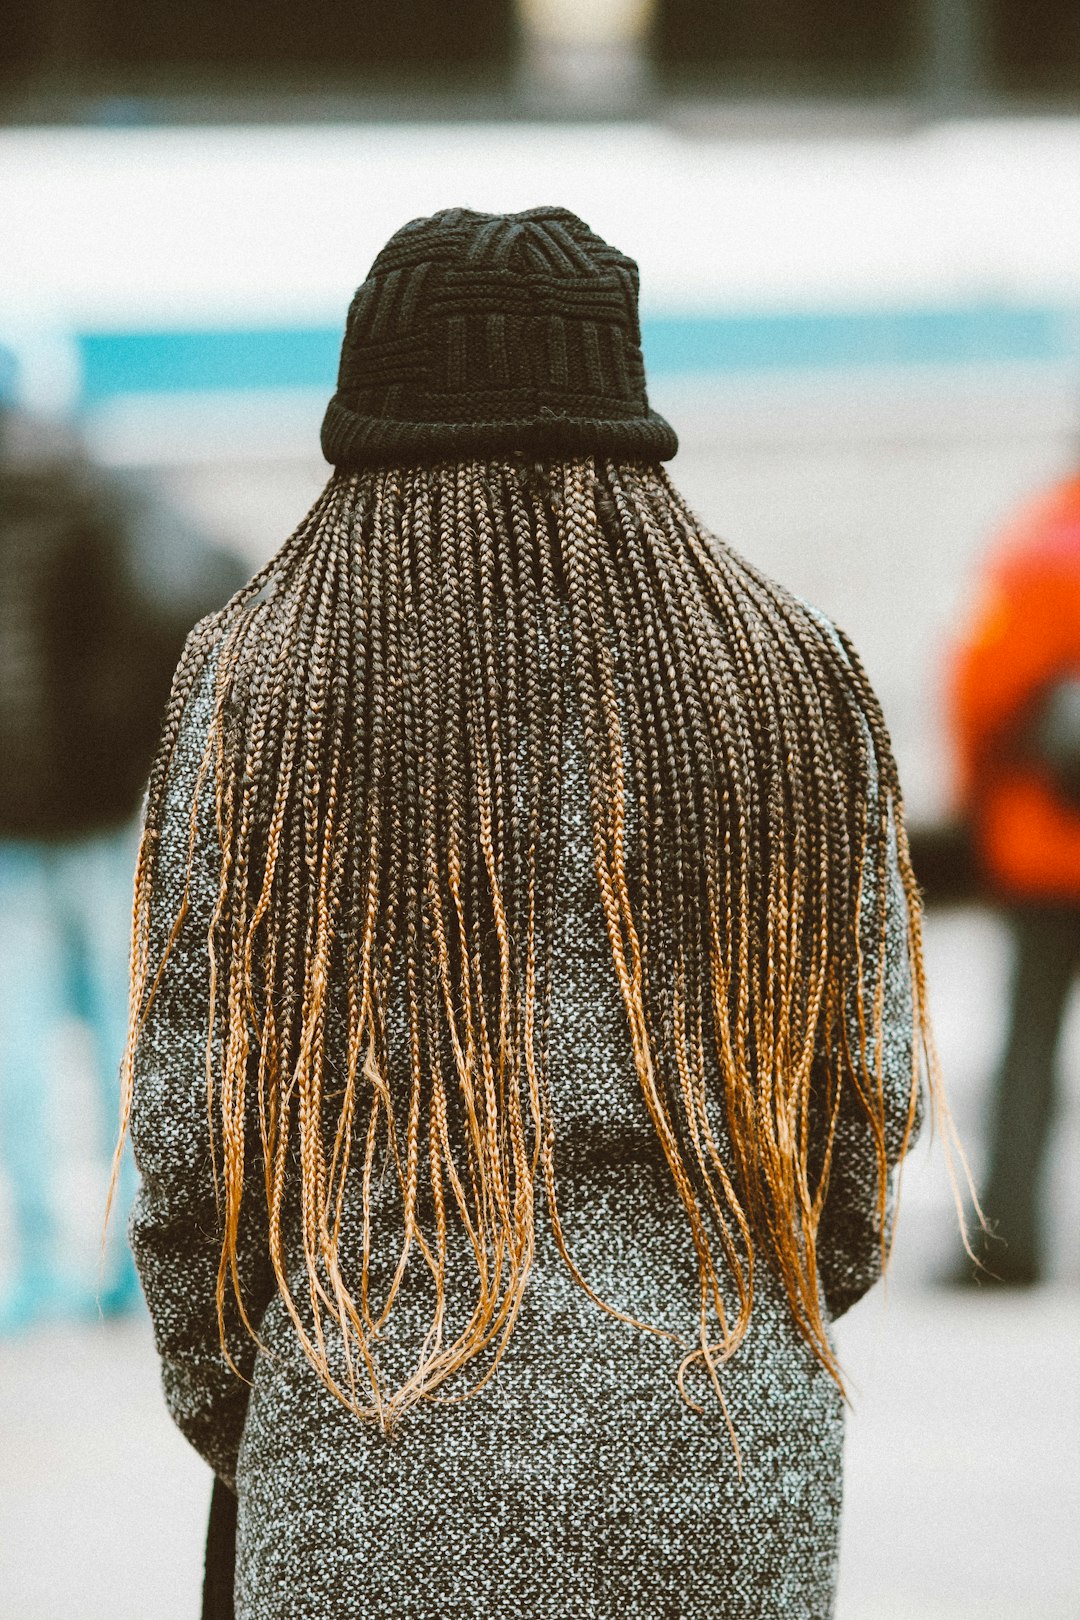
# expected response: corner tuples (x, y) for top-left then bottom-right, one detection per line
(130, 616), (916, 1620)
(320, 208), (678, 468)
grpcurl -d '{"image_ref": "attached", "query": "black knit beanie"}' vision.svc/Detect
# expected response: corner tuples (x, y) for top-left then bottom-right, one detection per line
(321, 206), (677, 468)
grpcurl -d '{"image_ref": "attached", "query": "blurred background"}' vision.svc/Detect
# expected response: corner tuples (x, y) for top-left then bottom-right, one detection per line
(1, 2), (1079, 1616)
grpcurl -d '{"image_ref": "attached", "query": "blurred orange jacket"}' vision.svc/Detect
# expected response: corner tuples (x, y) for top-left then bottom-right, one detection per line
(951, 475), (1080, 899)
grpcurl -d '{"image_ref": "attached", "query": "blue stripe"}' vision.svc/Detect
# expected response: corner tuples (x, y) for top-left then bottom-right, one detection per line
(78, 326), (344, 403)
(641, 305), (1065, 375)
(75, 304), (1070, 405)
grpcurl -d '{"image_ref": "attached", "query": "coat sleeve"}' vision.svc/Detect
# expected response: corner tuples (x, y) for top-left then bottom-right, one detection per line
(816, 792), (923, 1320)
(128, 653), (275, 1489)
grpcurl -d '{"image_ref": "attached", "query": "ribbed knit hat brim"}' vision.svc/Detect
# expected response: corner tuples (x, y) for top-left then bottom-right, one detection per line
(321, 206), (677, 469)
(321, 400), (677, 467)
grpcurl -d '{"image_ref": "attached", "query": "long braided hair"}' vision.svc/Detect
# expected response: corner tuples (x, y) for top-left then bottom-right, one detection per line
(119, 455), (935, 1428)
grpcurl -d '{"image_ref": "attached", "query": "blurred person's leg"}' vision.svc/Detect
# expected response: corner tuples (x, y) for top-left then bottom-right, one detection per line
(0, 841), (78, 1329)
(974, 903), (1080, 1284)
(62, 824), (141, 1315)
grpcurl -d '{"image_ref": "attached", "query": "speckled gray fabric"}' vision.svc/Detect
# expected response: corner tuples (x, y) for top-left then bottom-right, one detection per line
(130, 614), (917, 1620)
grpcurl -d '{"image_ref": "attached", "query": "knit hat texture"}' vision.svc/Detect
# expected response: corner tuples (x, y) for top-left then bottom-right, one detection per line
(321, 206), (677, 468)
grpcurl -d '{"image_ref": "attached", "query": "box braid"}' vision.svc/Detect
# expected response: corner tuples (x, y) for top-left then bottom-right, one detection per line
(117, 455), (938, 1428)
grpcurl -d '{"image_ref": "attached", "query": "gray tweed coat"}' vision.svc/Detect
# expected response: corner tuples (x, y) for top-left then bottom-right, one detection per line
(130, 620), (917, 1620)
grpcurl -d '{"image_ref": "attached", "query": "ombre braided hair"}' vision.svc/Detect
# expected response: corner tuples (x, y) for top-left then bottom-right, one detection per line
(119, 455), (936, 1429)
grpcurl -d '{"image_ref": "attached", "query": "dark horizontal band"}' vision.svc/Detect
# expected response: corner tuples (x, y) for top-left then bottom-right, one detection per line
(321, 395), (678, 468)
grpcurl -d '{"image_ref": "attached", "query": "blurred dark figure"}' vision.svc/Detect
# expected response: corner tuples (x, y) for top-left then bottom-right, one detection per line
(0, 391), (244, 1331)
(905, 817), (980, 908)
(949, 475), (1080, 1286)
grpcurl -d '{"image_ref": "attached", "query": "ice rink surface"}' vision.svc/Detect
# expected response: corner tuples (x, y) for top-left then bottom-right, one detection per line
(1, 907), (1078, 1619)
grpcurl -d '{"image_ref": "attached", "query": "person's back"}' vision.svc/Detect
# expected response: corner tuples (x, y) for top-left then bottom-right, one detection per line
(125, 209), (930, 1620)
(0, 410), (242, 839)
(952, 474), (1080, 899)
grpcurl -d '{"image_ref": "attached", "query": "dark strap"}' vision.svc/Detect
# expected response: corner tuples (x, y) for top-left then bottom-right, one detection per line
(201, 1476), (237, 1620)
